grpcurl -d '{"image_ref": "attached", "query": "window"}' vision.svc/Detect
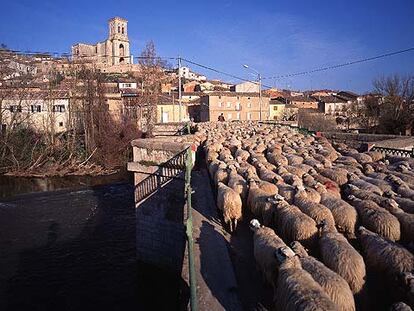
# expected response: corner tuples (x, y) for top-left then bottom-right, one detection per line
(236, 112), (240, 120)
(218, 102), (222, 107)
(59, 122), (64, 127)
(236, 102), (241, 110)
(122, 27), (125, 34)
(227, 113), (232, 120)
(226, 102), (231, 108)
(31, 105), (41, 113)
(247, 102), (251, 108)
(9, 105), (22, 113)
(118, 26), (121, 33)
(119, 44), (125, 56)
(273, 106), (278, 111)
(53, 105), (65, 113)
(247, 112), (251, 120)
(237, 96), (240, 100)
(218, 96), (222, 99)
(247, 97), (251, 100)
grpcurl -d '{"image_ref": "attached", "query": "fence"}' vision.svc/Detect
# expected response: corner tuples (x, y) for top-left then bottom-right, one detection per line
(371, 146), (414, 158)
(184, 145), (198, 311)
(134, 148), (187, 202)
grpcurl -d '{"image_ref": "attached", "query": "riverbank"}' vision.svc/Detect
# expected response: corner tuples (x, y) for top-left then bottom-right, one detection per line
(0, 167), (131, 198)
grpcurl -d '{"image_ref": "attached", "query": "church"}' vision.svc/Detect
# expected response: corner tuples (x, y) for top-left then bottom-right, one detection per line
(71, 17), (132, 66)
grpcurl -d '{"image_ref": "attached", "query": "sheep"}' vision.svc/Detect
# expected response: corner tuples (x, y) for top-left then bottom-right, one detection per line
(381, 202), (414, 243)
(394, 197), (414, 214)
(348, 195), (401, 242)
(320, 168), (349, 186)
(247, 179), (275, 225)
(249, 219), (286, 292)
(358, 227), (414, 289)
(218, 147), (233, 162)
(217, 182), (242, 232)
(294, 186), (336, 229)
(258, 179), (278, 195)
(389, 302), (413, 311)
(227, 165), (248, 205)
(214, 163), (229, 187)
(365, 150), (384, 162)
(347, 172), (383, 195)
(320, 192), (358, 239)
(359, 174), (396, 194)
(343, 184), (395, 209)
(274, 246), (340, 311)
(269, 195), (318, 249)
(234, 147), (250, 162)
(291, 241), (356, 311)
(318, 220), (366, 295)
(276, 182), (297, 205)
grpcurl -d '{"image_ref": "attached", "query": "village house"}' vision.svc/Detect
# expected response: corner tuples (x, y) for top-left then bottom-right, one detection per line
(1, 89), (70, 134)
(230, 81), (260, 93)
(199, 92), (270, 122)
(269, 99), (285, 121)
(285, 95), (319, 109)
(318, 95), (349, 115)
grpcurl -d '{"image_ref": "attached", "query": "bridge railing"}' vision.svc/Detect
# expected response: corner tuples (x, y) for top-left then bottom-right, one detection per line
(371, 146), (414, 158)
(184, 145), (198, 311)
(134, 148), (188, 203)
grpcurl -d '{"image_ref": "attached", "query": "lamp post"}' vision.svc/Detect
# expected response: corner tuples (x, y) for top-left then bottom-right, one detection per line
(243, 64), (262, 121)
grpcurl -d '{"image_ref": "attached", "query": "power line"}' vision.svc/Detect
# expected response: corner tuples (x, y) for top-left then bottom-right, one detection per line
(181, 58), (273, 89)
(263, 46), (414, 80)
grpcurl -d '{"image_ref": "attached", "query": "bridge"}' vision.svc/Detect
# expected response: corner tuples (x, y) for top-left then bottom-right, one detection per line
(127, 123), (414, 311)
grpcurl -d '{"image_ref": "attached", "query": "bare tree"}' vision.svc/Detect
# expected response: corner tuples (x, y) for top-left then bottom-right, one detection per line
(136, 41), (166, 136)
(373, 74), (414, 134)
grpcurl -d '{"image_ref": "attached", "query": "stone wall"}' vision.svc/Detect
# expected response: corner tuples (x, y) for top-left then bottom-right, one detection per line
(322, 132), (414, 150)
(128, 136), (196, 273)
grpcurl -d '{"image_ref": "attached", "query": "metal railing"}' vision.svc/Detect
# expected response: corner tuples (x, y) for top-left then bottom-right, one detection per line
(134, 149), (187, 202)
(371, 146), (414, 158)
(185, 145), (198, 311)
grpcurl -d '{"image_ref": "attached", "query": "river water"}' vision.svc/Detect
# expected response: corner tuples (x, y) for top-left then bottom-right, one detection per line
(0, 174), (184, 311)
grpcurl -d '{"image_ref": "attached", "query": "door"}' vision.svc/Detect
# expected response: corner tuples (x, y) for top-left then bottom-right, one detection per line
(162, 112), (169, 123)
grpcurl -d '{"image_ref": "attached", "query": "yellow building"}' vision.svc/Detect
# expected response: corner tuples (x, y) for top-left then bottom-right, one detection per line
(157, 104), (189, 123)
(269, 99), (285, 120)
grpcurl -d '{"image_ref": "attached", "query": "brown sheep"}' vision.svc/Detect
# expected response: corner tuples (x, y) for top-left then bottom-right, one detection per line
(291, 241), (356, 311)
(394, 197), (414, 214)
(348, 195), (401, 242)
(381, 202), (414, 243)
(319, 221), (366, 295)
(389, 302), (413, 311)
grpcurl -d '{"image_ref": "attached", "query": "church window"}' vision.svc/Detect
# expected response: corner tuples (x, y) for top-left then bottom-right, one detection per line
(118, 26), (121, 33)
(122, 27), (124, 34)
(119, 44), (125, 57)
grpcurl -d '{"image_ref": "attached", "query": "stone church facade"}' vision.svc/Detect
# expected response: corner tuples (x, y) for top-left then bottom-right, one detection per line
(71, 17), (131, 66)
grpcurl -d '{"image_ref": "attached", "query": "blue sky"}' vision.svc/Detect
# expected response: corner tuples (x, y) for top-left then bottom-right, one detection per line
(1, 0), (413, 93)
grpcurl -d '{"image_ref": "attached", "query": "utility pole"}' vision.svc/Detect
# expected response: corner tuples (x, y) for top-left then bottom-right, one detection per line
(178, 56), (182, 122)
(259, 73), (262, 121)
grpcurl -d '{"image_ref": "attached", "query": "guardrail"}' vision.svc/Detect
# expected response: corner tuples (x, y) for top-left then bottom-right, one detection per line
(185, 145), (198, 311)
(371, 146), (414, 158)
(134, 149), (187, 202)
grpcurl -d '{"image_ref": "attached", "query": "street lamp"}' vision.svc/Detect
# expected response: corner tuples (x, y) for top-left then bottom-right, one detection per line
(243, 64), (262, 121)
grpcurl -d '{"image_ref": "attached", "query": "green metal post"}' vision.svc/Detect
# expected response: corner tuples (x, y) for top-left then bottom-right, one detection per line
(185, 147), (197, 311)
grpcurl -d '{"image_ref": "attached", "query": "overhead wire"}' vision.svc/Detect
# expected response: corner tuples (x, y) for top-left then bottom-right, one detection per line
(262, 46), (414, 80)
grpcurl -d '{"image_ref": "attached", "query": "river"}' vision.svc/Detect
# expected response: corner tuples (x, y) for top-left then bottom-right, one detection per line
(0, 174), (184, 310)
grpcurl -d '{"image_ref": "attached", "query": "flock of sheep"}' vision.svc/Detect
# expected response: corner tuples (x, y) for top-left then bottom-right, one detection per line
(194, 121), (414, 311)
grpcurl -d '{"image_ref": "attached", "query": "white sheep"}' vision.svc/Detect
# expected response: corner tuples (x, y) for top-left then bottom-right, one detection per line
(274, 246), (340, 311)
(217, 182), (242, 232)
(291, 241), (356, 311)
(318, 220), (366, 295)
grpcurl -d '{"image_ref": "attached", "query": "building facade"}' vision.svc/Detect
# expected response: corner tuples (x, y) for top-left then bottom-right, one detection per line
(199, 92), (270, 121)
(269, 99), (285, 120)
(1, 90), (70, 134)
(71, 17), (131, 66)
(230, 81), (260, 93)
